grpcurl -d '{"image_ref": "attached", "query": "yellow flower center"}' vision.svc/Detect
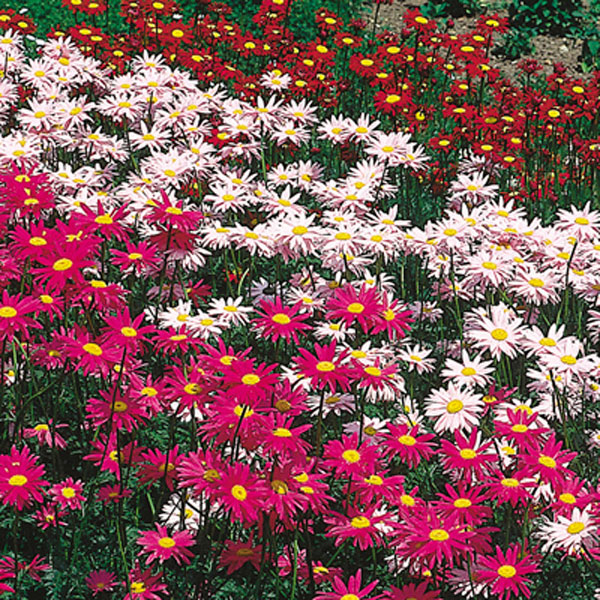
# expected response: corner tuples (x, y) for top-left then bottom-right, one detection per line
(53, 258), (73, 271)
(158, 536), (176, 548)
(0, 307), (17, 318)
(351, 516), (371, 529)
(272, 313), (291, 324)
(497, 565), (516, 578)
(95, 214), (113, 225)
(491, 328), (508, 341)
(342, 449), (360, 463)
(62, 487), (76, 498)
(231, 484), (247, 500)
(347, 302), (364, 314)
(121, 327), (137, 337)
(112, 401), (128, 413)
(511, 424), (528, 433)
(365, 474), (383, 485)
(316, 361), (335, 372)
(459, 449), (477, 459)
(273, 428), (292, 438)
(9, 475), (27, 486)
(83, 343), (102, 356)
(446, 399), (463, 413)
(538, 455), (557, 468)
(528, 278), (544, 288)
(559, 493), (576, 504)
(398, 435), (416, 446)
(364, 366), (381, 377)
(454, 498), (472, 508)
(461, 367), (476, 376)
(567, 521), (585, 534)
(242, 374), (260, 385)
(429, 529), (449, 541)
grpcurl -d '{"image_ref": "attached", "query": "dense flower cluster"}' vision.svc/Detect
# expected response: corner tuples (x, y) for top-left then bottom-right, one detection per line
(0, 0), (600, 599)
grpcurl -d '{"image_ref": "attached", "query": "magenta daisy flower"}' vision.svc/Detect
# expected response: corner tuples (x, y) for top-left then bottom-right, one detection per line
(253, 297), (312, 343)
(322, 433), (380, 478)
(314, 569), (379, 600)
(137, 524), (195, 566)
(381, 423), (437, 467)
(522, 433), (577, 486)
(213, 463), (266, 525)
(48, 477), (86, 510)
(85, 570), (118, 596)
(477, 544), (539, 600)
(293, 340), (352, 393)
(394, 507), (472, 568)
(325, 506), (385, 550)
(0, 445), (48, 511)
(326, 283), (383, 333)
(0, 290), (41, 342)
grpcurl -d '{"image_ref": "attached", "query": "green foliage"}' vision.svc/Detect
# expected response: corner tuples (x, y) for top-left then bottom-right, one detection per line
(421, 0), (481, 20)
(501, 27), (535, 59)
(509, 0), (585, 36)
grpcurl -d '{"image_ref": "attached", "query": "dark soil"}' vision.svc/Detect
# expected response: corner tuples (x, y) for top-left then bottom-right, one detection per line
(362, 0), (590, 81)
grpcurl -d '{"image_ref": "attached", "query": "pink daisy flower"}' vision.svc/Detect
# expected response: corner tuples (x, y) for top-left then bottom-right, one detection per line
(137, 524), (195, 566)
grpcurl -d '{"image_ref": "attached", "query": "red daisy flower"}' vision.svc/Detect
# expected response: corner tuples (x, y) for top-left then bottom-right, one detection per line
(325, 506), (386, 550)
(253, 297), (311, 343)
(439, 429), (496, 478)
(0, 445), (48, 511)
(222, 359), (279, 401)
(322, 433), (380, 478)
(294, 340), (351, 393)
(111, 241), (160, 275)
(72, 200), (130, 242)
(394, 507), (472, 568)
(494, 409), (549, 448)
(261, 414), (312, 460)
(219, 539), (263, 575)
(213, 463), (266, 525)
(370, 296), (413, 340)
(477, 544), (539, 600)
(482, 468), (536, 507)
(101, 308), (156, 352)
(137, 524), (195, 566)
(201, 338), (252, 372)
(351, 469), (405, 505)
(86, 386), (149, 432)
(124, 563), (168, 599)
(83, 433), (142, 480)
(62, 326), (122, 377)
(326, 283), (382, 333)
(521, 433), (577, 486)
(0, 290), (41, 342)
(314, 569), (379, 600)
(97, 484), (132, 505)
(48, 477), (86, 510)
(433, 483), (492, 527)
(136, 446), (182, 491)
(383, 582), (441, 600)
(263, 463), (308, 522)
(86, 570), (118, 596)
(381, 423), (437, 468)
(23, 420), (67, 449)
(31, 252), (93, 292)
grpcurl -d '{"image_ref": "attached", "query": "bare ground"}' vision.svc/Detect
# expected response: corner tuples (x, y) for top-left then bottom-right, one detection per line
(362, 0), (591, 81)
